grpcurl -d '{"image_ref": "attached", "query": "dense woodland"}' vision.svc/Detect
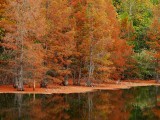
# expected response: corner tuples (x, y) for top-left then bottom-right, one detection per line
(0, 0), (160, 90)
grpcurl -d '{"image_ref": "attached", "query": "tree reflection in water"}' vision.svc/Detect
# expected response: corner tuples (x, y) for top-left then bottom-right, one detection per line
(0, 86), (160, 120)
(14, 94), (23, 119)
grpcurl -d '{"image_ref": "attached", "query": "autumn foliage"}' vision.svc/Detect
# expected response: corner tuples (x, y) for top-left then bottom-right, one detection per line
(2, 0), (159, 90)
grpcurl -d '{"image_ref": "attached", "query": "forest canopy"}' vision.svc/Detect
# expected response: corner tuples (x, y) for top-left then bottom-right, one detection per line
(0, 0), (160, 90)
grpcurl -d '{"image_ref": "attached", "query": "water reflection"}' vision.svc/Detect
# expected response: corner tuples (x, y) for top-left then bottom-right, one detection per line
(0, 86), (160, 120)
(14, 94), (23, 119)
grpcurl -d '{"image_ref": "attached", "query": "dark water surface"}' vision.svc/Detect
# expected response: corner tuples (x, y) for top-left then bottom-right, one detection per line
(0, 86), (160, 120)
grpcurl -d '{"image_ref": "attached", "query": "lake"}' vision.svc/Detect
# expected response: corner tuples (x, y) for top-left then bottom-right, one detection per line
(0, 86), (160, 120)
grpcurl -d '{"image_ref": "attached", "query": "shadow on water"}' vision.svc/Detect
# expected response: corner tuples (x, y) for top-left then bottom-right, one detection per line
(0, 86), (160, 120)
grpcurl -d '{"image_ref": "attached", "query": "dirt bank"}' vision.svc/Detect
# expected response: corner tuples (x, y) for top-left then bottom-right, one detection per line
(0, 80), (159, 94)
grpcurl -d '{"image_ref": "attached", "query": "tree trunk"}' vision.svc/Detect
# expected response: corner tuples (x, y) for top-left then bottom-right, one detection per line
(72, 71), (76, 85)
(128, 1), (133, 41)
(87, 5), (94, 87)
(63, 75), (68, 86)
(33, 79), (36, 91)
(14, 38), (19, 88)
(13, 74), (18, 88)
(17, 58), (24, 91)
(17, 36), (24, 91)
(17, 0), (27, 91)
(63, 65), (69, 86)
(78, 67), (81, 86)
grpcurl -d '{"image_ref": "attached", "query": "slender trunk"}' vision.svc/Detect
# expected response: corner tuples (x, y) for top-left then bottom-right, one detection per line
(13, 65), (18, 88)
(14, 37), (19, 88)
(73, 71), (76, 85)
(64, 74), (69, 86)
(17, 24), (24, 91)
(87, 57), (95, 86)
(18, 55), (24, 91)
(78, 67), (81, 85)
(42, 0), (50, 85)
(87, 5), (94, 87)
(17, 0), (28, 91)
(63, 65), (69, 86)
(156, 73), (159, 82)
(14, 75), (18, 88)
(33, 79), (35, 91)
(87, 44), (93, 86)
(17, 1), (25, 91)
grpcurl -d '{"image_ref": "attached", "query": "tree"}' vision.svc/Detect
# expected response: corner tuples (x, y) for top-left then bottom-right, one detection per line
(45, 0), (75, 86)
(110, 39), (133, 80)
(113, 0), (153, 52)
(70, 0), (133, 85)
(0, 0), (13, 83)
(104, 0), (133, 81)
(147, 4), (160, 82)
(71, 0), (116, 86)
(2, 0), (46, 90)
(132, 50), (155, 79)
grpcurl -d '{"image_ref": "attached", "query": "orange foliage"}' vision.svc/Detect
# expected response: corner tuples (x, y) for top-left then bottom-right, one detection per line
(45, 0), (75, 83)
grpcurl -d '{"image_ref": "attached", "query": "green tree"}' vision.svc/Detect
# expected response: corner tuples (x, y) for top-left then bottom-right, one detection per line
(113, 0), (153, 52)
(132, 50), (155, 79)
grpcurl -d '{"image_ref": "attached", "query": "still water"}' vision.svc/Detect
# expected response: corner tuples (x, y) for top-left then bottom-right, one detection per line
(0, 86), (160, 120)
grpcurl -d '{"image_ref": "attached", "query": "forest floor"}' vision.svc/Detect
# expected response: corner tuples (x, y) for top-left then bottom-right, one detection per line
(0, 80), (159, 94)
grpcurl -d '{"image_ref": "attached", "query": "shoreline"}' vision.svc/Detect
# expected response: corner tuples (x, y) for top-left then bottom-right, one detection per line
(0, 80), (159, 94)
